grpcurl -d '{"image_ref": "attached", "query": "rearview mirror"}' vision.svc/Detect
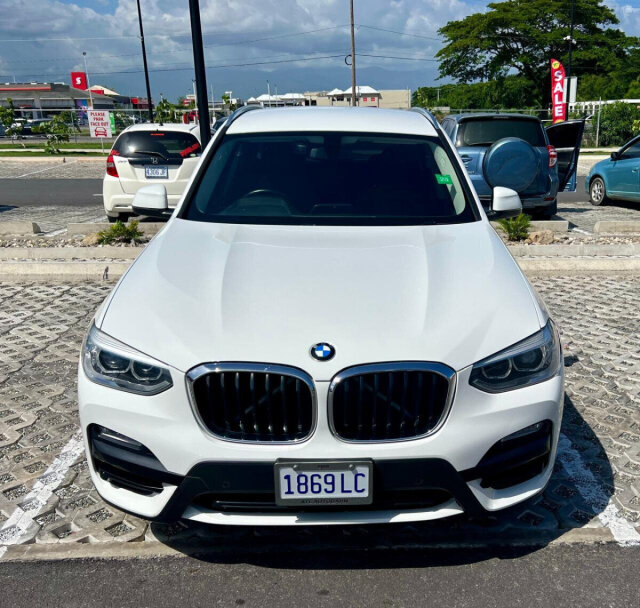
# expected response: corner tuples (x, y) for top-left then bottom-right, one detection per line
(131, 185), (171, 218)
(611, 151), (620, 161)
(488, 186), (521, 220)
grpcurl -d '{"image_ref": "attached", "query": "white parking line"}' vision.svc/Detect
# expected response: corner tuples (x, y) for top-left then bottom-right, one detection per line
(0, 431), (85, 559)
(7, 160), (79, 179)
(557, 433), (640, 546)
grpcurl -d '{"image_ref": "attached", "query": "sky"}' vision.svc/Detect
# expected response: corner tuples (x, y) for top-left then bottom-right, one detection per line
(1, 0), (639, 100)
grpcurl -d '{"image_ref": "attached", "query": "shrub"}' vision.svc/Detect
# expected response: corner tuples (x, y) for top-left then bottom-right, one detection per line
(96, 220), (144, 245)
(497, 213), (531, 242)
(597, 102), (640, 147)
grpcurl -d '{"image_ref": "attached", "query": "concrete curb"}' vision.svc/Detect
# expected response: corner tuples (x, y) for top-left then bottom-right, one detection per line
(516, 257), (640, 273)
(492, 220), (569, 233)
(0, 247), (139, 260)
(508, 243), (640, 256)
(594, 221), (640, 234)
(0, 261), (130, 281)
(0, 527), (620, 563)
(66, 222), (165, 236)
(3, 254), (640, 281)
(0, 221), (41, 235)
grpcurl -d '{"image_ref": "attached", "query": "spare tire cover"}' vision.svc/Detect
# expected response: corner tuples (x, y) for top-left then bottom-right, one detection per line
(483, 137), (540, 193)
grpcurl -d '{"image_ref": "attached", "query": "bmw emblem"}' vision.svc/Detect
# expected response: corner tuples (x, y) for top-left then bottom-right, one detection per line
(310, 342), (335, 361)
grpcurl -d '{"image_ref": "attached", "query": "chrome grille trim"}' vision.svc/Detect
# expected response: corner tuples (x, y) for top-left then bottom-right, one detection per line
(328, 362), (456, 443)
(186, 363), (317, 444)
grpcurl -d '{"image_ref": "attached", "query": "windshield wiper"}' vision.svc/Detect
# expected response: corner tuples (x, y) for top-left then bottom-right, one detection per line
(131, 150), (168, 162)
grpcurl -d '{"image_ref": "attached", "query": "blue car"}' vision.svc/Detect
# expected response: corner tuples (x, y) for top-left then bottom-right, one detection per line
(587, 135), (640, 205)
(442, 114), (584, 218)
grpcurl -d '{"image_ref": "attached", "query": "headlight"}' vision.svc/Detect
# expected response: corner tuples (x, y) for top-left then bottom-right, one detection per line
(82, 324), (173, 395)
(469, 320), (561, 393)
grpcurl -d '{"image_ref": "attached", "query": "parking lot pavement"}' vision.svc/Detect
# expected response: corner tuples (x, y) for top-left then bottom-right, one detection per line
(0, 275), (639, 554)
(0, 160), (104, 180)
(0, 204), (106, 234)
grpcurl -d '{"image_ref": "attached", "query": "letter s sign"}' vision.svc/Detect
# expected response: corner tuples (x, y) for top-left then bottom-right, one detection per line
(70, 72), (88, 90)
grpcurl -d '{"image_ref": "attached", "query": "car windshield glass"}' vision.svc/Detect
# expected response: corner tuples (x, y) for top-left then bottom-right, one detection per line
(182, 132), (477, 226)
(113, 131), (201, 159)
(458, 118), (546, 147)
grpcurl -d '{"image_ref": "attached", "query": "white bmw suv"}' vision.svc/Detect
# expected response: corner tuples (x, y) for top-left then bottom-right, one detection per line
(103, 123), (202, 222)
(79, 107), (563, 526)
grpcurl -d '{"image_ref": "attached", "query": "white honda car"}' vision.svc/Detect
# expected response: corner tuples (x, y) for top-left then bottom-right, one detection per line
(103, 123), (202, 222)
(79, 107), (563, 526)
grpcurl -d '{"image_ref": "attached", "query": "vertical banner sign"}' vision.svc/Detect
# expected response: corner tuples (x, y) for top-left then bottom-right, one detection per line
(70, 71), (88, 90)
(88, 110), (112, 138)
(551, 58), (566, 123)
(109, 112), (116, 135)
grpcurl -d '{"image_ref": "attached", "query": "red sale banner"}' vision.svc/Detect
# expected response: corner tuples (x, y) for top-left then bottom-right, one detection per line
(550, 58), (566, 124)
(71, 71), (88, 90)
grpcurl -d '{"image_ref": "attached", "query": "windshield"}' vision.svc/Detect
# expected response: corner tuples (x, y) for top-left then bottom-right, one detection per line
(113, 130), (201, 159)
(182, 132), (477, 226)
(457, 118), (546, 147)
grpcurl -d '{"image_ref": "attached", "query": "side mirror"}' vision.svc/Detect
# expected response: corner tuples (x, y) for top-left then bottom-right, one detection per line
(488, 186), (522, 220)
(611, 151), (620, 161)
(131, 184), (170, 218)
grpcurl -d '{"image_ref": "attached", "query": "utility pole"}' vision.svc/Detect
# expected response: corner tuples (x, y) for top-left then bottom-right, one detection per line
(565, 0), (575, 119)
(267, 80), (271, 107)
(82, 52), (93, 109)
(189, 0), (211, 146)
(136, 0), (154, 122)
(349, 0), (357, 107)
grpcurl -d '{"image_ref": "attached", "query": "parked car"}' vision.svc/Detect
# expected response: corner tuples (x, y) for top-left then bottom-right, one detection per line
(102, 123), (202, 222)
(587, 134), (640, 205)
(80, 106), (563, 526)
(212, 116), (228, 132)
(441, 114), (584, 219)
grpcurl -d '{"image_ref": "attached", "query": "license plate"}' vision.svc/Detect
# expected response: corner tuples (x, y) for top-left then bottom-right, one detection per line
(274, 460), (373, 506)
(144, 165), (168, 179)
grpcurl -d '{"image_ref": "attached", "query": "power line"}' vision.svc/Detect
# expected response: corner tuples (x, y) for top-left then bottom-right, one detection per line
(357, 25), (442, 42)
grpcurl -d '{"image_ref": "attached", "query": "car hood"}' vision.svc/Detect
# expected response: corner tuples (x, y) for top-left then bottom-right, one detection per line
(100, 218), (543, 379)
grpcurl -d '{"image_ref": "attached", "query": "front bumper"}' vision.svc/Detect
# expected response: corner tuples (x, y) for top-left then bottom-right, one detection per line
(79, 366), (564, 526)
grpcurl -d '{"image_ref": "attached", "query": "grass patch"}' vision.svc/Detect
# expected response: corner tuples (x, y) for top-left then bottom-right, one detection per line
(0, 141), (111, 149)
(0, 151), (106, 157)
(97, 220), (144, 245)
(497, 213), (531, 242)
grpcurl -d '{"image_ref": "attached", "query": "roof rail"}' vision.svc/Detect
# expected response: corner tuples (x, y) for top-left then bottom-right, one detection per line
(410, 107), (442, 132)
(226, 104), (263, 128)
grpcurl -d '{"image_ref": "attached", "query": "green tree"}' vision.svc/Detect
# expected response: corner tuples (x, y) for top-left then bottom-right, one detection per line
(596, 102), (640, 146)
(0, 98), (19, 136)
(154, 99), (178, 123)
(437, 0), (637, 106)
(36, 113), (71, 154)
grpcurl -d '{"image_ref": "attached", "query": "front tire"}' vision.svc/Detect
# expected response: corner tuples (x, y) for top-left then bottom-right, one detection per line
(589, 177), (607, 206)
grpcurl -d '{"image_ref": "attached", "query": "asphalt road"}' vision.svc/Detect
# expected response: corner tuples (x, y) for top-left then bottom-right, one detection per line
(0, 176), (586, 207)
(1, 544), (639, 607)
(0, 179), (102, 206)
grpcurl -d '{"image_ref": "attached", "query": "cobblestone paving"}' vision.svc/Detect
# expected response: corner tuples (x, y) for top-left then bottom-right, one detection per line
(557, 199), (640, 233)
(0, 277), (639, 549)
(0, 206), (106, 233)
(0, 160), (104, 180)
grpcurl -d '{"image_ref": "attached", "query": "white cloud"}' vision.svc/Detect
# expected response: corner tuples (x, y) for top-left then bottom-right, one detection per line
(0, 0), (637, 97)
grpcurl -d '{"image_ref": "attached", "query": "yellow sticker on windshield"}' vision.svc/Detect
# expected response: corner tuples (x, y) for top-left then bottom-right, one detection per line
(435, 174), (453, 185)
